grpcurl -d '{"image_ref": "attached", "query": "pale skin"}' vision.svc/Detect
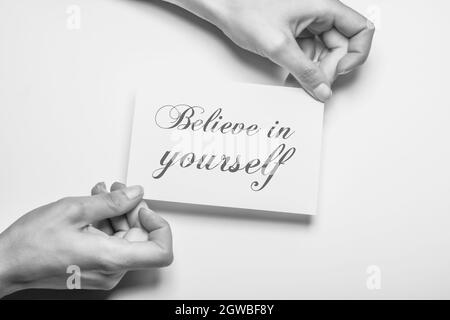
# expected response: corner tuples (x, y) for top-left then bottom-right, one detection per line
(0, 0), (374, 298)
(165, 0), (375, 101)
(0, 183), (173, 297)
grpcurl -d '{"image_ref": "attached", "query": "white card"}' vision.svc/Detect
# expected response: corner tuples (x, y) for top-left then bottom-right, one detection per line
(127, 82), (323, 215)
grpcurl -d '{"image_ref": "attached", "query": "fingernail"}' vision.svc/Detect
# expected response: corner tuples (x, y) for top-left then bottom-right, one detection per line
(94, 181), (106, 189)
(313, 84), (332, 102)
(92, 181), (107, 194)
(123, 185), (143, 200)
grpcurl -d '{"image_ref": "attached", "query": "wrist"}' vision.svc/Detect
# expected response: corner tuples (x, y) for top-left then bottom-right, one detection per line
(163, 0), (231, 30)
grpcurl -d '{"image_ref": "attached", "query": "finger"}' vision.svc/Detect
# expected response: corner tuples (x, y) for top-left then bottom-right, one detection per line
(139, 207), (172, 260)
(124, 227), (149, 242)
(72, 185), (144, 223)
(139, 207), (171, 237)
(105, 239), (173, 269)
(111, 181), (144, 228)
(269, 35), (332, 102)
(120, 241), (174, 269)
(332, 2), (375, 74)
(107, 182), (130, 233)
(94, 182), (146, 239)
(315, 40), (327, 62)
(110, 181), (126, 191)
(127, 202), (146, 228)
(90, 182), (115, 235)
(289, 36), (337, 85)
(298, 37), (316, 60)
(319, 28), (349, 82)
(106, 208), (173, 269)
(91, 181), (107, 196)
(297, 28), (315, 39)
(320, 28), (348, 54)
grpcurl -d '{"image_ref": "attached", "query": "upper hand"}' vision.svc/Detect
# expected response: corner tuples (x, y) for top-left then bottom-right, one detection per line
(197, 0), (375, 101)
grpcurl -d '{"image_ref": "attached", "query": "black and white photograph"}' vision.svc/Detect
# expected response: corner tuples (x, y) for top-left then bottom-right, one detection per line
(0, 0), (449, 307)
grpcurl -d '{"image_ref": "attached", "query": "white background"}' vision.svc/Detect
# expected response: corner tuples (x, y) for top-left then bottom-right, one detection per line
(1, 0), (449, 299)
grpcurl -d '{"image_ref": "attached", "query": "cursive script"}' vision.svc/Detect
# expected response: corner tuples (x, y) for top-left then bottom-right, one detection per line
(152, 104), (296, 191)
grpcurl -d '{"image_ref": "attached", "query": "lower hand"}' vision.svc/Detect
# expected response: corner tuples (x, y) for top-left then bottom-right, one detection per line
(0, 182), (173, 297)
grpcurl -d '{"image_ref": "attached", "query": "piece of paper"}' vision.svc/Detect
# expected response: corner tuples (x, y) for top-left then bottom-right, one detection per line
(127, 82), (324, 215)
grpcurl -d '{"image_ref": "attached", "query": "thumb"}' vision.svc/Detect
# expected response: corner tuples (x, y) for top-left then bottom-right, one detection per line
(139, 207), (173, 259)
(269, 36), (332, 102)
(71, 185), (144, 223)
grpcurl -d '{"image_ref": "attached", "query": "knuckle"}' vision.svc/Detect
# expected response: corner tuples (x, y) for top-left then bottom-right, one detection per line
(264, 33), (291, 58)
(56, 197), (84, 216)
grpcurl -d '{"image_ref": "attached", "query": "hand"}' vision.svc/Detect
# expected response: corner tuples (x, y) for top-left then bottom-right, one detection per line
(167, 0), (375, 102)
(0, 183), (173, 298)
